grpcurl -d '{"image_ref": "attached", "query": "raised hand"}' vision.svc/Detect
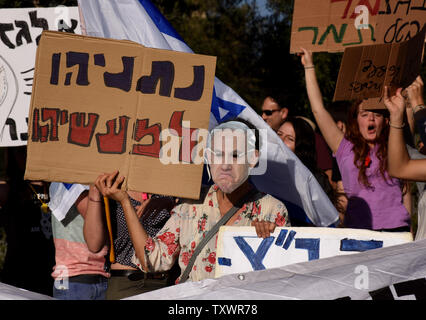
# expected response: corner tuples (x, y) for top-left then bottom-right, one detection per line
(94, 170), (127, 203)
(406, 76), (424, 109)
(299, 47), (314, 68)
(383, 86), (405, 125)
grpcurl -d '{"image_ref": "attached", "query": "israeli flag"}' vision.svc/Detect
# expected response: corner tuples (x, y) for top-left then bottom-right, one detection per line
(49, 182), (89, 221)
(76, 0), (339, 226)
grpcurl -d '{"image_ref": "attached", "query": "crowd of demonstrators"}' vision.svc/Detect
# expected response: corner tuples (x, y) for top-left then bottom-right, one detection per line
(299, 48), (413, 232)
(93, 119), (289, 283)
(0, 46), (425, 301)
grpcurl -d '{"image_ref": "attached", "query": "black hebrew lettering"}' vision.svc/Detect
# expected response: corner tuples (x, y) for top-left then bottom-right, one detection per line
(131, 119), (162, 158)
(369, 286), (395, 300)
(29, 10), (48, 45)
(362, 60), (386, 78)
(57, 19), (78, 33)
(67, 112), (99, 147)
(385, 19), (421, 43)
(94, 54), (105, 67)
(104, 56), (134, 92)
(394, 0), (412, 15)
(20, 117), (28, 141)
(174, 65), (205, 101)
(0, 23), (15, 49)
(393, 278), (426, 300)
(5, 118), (18, 141)
(412, 0), (426, 11)
(50, 53), (61, 85)
(334, 296), (352, 300)
(14, 20), (32, 47)
(379, 0), (426, 15)
(349, 80), (382, 93)
(20, 132), (28, 141)
(136, 61), (174, 97)
(65, 51), (90, 86)
(95, 116), (130, 154)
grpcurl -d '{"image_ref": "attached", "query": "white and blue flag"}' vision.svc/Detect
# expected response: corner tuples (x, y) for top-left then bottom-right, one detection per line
(63, 0), (339, 226)
(49, 182), (89, 221)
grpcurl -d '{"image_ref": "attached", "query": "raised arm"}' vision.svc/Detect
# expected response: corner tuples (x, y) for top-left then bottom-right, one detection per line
(82, 184), (108, 253)
(406, 76), (426, 145)
(384, 86), (426, 181)
(300, 48), (344, 153)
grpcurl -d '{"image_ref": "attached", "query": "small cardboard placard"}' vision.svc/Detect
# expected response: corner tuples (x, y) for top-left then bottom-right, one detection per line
(215, 226), (412, 278)
(24, 31), (216, 200)
(290, 0), (426, 53)
(333, 25), (425, 103)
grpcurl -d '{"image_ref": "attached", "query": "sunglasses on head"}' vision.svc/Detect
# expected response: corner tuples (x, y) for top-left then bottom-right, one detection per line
(262, 109), (280, 116)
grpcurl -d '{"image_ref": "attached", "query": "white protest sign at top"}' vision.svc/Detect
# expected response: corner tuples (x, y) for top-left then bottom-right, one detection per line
(215, 226), (413, 278)
(0, 7), (81, 146)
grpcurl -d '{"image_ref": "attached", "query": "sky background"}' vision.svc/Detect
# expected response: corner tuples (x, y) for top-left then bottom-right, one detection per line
(256, 0), (271, 16)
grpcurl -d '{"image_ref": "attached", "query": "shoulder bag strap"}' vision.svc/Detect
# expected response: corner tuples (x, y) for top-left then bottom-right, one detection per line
(179, 188), (260, 283)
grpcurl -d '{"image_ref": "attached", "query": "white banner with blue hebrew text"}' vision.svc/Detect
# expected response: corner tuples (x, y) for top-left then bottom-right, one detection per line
(215, 226), (412, 278)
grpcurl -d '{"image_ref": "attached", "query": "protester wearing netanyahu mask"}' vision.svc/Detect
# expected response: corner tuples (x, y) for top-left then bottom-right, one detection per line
(205, 121), (259, 194)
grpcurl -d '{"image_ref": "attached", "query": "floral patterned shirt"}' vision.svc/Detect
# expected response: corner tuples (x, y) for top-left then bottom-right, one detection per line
(131, 184), (289, 283)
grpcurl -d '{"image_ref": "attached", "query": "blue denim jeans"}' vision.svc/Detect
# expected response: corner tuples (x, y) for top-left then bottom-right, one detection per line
(53, 276), (108, 300)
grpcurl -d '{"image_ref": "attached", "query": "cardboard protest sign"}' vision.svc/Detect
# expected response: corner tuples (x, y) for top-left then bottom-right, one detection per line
(24, 31), (216, 199)
(333, 25), (425, 102)
(215, 226), (412, 278)
(290, 0), (426, 53)
(0, 7), (81, 146)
